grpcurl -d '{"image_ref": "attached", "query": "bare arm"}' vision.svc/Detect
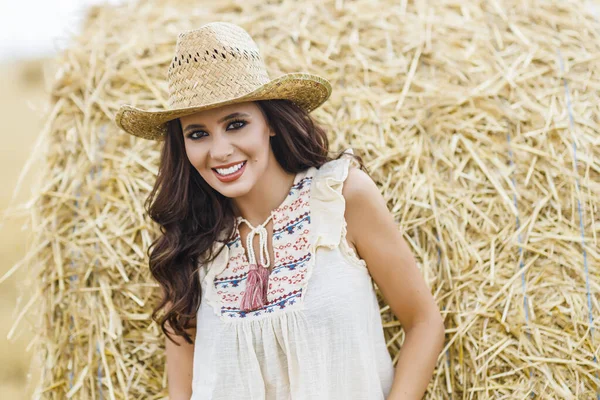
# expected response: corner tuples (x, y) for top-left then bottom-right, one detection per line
(165, 320), (196, 400)
(343, 167), (445, 399)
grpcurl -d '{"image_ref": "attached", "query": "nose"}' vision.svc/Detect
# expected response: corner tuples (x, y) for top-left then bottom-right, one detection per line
(209, 131), (234, 161)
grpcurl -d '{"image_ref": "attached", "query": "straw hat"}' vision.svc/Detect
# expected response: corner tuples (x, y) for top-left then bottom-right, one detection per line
(114, 21), (332, 141)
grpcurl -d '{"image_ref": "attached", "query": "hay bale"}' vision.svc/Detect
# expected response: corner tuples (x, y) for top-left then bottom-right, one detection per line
(3, 0), (599, 397)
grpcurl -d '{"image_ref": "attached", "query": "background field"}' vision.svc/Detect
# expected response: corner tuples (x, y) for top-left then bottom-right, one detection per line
(0, 58), (48, 399)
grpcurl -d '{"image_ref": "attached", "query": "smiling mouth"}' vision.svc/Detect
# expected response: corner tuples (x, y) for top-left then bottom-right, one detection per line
(212, 160), (247, 176)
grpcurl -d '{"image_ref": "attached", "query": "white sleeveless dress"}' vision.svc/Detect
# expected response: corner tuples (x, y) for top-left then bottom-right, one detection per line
(191, 149), (395, 400)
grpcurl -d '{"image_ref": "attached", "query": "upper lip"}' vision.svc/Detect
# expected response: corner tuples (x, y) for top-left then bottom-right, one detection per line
(212, 160), (246, 169)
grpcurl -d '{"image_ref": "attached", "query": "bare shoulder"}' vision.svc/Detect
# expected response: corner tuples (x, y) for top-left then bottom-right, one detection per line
(342, 165), (378, 198)
(341, 166), (383, 248)
(341, 165), (444, 330)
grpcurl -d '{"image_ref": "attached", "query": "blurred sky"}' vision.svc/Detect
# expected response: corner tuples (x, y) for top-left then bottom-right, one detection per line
(0, 0), (126, 62)
(2, 0), (600, 63)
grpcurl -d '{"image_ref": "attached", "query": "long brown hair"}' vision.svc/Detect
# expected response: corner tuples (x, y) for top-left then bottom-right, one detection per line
(147, 99), (368, 345)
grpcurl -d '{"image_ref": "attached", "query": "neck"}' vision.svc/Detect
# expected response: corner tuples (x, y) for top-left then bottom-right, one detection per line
(231, 169), (297, 227)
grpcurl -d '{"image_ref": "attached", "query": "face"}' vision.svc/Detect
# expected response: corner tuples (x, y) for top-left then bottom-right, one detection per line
(179, 101), (276, 199)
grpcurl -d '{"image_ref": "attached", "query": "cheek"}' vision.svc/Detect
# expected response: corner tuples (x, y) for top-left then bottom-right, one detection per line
(224, 130), (269, 160)
(248, 128), (273, 152)
(185, 145), (206, 169)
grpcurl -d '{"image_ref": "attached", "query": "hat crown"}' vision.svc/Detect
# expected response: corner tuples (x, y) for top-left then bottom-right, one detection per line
(167, 22), (271, 109)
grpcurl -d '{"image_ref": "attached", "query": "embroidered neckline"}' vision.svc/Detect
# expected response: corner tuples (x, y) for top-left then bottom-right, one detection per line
(228, 169), (304, 292)
(215, 167), (314, 318)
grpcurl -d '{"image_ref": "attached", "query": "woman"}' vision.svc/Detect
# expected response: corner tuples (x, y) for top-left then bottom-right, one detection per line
(115, 21), (445, 400)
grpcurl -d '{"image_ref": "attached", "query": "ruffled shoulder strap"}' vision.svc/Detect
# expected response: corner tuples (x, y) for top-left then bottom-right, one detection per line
(309, 147), (358, 249)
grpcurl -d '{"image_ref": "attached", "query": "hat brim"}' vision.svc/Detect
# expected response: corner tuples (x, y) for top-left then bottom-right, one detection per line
(115, 72), (332, 141)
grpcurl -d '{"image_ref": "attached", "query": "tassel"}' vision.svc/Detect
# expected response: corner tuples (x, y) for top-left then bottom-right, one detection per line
(240, 263), (270, 311)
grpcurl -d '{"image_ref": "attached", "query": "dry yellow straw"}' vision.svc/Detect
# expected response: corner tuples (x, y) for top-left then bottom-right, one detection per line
(1, 0), (599, 398)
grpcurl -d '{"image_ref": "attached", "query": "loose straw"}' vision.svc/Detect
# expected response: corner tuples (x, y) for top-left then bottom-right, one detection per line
(557, 47), (598, 399)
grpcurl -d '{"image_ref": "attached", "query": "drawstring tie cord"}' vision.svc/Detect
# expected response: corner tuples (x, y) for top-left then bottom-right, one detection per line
(238, 215), (273, 312)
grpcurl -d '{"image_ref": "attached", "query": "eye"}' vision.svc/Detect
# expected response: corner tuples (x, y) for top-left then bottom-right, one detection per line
(186, 119), (247, 140)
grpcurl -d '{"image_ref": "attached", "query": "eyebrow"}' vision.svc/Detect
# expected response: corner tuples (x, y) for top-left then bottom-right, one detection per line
(183, 112), (251, 133)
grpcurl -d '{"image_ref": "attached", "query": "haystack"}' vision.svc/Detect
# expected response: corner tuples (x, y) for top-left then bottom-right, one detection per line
(2, 0), (599, 398)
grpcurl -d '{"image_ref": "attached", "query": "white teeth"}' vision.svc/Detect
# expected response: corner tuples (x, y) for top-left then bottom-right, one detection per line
(215, 161), (245, 176)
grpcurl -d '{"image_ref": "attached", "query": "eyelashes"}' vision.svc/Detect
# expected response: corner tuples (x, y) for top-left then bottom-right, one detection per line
(186, 119), (247, 140)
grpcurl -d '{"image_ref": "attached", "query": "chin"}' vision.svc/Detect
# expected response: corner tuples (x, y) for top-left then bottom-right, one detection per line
(211, 176), (252, 197)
